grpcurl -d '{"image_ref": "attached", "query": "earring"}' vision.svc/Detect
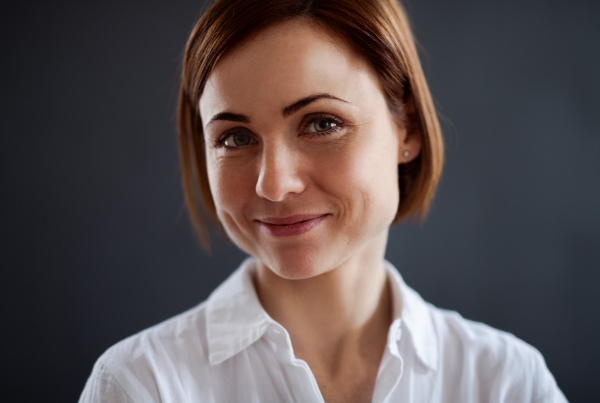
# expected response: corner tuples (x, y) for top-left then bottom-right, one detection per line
(403, 150), (410, 158)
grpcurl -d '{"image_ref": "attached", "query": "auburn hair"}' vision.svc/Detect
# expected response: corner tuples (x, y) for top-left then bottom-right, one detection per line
(177, 0), (444, 249)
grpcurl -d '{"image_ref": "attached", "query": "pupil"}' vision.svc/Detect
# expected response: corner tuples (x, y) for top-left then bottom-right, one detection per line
(234, 134), (249, 146)
(317, 120), (331, 131)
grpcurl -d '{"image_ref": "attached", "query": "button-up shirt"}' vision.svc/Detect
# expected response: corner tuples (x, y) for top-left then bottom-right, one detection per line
(79, 258), (567, 402)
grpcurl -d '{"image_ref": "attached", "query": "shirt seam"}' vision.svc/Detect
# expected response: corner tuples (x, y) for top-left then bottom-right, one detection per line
(97, 359), (137, 403)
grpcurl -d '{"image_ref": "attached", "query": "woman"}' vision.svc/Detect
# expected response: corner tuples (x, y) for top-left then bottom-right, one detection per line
(80, 0), (566, 402)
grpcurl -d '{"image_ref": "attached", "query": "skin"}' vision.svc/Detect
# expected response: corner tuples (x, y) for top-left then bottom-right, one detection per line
(199, 18), (421, 403)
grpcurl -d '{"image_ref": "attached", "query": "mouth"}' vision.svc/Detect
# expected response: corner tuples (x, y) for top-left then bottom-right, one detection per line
(255, 214), (330, 237)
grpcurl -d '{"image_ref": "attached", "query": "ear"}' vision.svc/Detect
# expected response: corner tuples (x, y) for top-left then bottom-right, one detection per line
(395, 105), (422, 164)
(397, 125), (422, 164)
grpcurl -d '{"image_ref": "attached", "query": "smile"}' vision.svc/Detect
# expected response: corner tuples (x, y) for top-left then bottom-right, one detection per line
(255, 214), (329, 237)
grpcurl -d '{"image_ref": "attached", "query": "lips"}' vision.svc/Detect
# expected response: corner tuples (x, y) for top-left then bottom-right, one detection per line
(255, 214), (329, 237)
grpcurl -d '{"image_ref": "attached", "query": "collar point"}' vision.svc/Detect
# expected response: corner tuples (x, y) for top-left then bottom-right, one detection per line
(209, 352), (228, 366)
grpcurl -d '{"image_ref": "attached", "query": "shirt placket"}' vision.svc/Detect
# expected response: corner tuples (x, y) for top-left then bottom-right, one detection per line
(371, 319), (404, 403)
(265, 324), (326, 403)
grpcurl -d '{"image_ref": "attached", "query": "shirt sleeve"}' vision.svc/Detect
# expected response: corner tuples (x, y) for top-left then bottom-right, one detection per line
(531, 348), (568, 403)
(79, 360), (135, 403)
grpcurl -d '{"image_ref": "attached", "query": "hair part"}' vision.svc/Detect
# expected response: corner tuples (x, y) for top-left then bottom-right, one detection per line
(177, 0), (444, 250)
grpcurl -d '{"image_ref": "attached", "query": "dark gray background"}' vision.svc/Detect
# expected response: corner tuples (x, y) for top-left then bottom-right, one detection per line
(2, 0), (599, 401)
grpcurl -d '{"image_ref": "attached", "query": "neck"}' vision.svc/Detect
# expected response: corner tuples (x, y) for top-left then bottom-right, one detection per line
(253, 230), (392, 367)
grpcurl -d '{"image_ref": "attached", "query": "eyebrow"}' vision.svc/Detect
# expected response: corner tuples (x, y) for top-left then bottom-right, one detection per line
(282, 93), (348, 117)
(205, 93), (348, 127)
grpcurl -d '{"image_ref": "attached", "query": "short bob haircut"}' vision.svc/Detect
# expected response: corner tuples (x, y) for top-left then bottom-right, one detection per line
(178, 0), (444, 249)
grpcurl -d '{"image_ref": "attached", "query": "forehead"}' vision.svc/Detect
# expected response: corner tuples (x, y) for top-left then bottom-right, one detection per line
(199, 18), (384, 124)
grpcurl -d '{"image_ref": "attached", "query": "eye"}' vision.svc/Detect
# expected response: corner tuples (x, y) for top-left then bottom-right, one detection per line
(220, 132), (257, 148)
(304, 115), (342, 135)
(306, 119), (337, 133)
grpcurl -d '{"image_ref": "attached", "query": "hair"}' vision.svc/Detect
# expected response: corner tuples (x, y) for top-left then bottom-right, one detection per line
(177, 0), (444, 249)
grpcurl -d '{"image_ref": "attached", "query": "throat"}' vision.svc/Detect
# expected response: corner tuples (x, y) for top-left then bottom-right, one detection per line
(296, 313), (390, 403)
(291, 276), (392, 374)
(253, 257), (393, 403)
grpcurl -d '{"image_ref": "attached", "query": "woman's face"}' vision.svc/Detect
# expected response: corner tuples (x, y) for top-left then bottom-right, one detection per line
(199, 19), (420, 279)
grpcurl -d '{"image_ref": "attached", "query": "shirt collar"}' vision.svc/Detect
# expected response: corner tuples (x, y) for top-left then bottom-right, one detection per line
(385, 261), (439, 371)
(206, 258), (272, 365)
(206, 258), (438, 371)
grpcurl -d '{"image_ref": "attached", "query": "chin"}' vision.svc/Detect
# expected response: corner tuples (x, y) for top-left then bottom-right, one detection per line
(259, 244), (337, 280)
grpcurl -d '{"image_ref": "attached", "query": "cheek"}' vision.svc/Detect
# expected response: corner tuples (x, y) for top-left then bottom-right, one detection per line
(317, 128), (399, 227)
(207, 155), (256, 220)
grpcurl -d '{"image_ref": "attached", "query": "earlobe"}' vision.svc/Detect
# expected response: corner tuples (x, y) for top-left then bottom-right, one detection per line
(398, 130), (422, 164)
(395, 95), (422, 164)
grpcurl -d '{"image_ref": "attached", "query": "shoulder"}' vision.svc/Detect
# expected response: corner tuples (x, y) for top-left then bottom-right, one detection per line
(430, 306), (566, 402)
(432, 306), (536, 364)
(102, 300), (211, 368)
(79, 359), (135, 403)
(80, 301), (211, 403)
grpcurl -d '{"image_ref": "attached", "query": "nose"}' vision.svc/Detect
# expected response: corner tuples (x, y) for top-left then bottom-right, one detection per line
(256, 144), (306, 202)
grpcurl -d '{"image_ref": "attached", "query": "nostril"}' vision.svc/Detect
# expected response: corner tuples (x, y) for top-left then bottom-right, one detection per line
(256, 165), (306, 202)
(255, 147), (307, 201)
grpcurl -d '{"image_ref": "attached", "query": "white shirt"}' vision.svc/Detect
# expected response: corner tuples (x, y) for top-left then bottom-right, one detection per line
(79, 258), (567, 402)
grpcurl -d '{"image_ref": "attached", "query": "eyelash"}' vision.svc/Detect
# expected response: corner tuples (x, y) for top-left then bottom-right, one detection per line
(213, 113), (343, 151)
(304, 114), (343, 137)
